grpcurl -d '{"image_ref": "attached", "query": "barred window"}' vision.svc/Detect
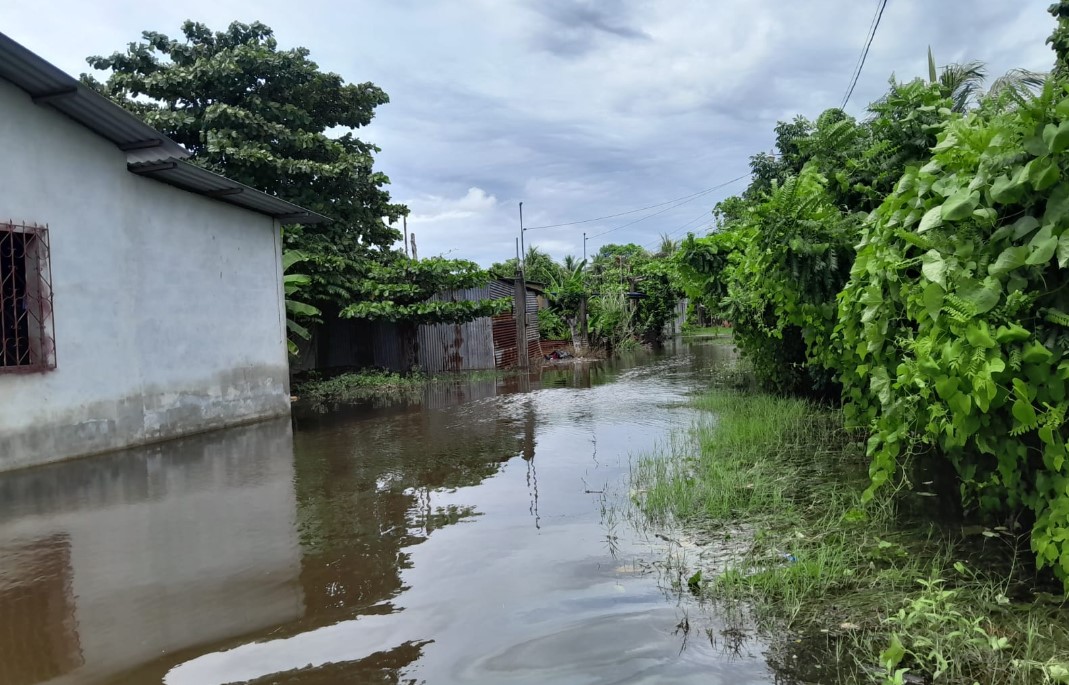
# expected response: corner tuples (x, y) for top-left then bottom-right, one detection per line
(1, 222), (55, 372)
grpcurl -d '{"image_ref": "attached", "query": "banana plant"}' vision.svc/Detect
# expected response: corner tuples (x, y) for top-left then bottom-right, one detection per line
(283, 250), (321, 356)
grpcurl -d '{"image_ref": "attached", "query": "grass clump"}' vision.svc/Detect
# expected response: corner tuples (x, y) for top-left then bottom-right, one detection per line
(682, 326), (733, 339)
(632, 389), (1069, 685)
(295, 370), (425, 408)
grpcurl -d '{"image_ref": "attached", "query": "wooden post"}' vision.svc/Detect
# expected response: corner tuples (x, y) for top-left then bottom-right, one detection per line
(514, 270), (529, 369)
(578, 294), (589, 354)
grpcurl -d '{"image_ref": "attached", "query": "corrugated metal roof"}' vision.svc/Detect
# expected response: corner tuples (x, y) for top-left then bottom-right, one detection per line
(0, 31), (326, 225)
(0, 32), (189, 160)
(128, 159), (327, 224)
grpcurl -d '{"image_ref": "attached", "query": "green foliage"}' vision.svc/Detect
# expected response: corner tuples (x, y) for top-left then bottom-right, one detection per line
(283, 250), (321, 356)
(632, 259), (681, 341)
(675, 229), (741, 321)
(340, 256), (509, 325)
(536, 306), (569, 340)
(696, 167), (859, 396)
(838, 79), (1069, 586)
(85, 20), (406, 307)
(490, 247), (563, 287)
(1050, 1), (1069, 76)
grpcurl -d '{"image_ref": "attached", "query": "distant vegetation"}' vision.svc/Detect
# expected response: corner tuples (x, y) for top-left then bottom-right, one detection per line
(491, 243), (686, 351)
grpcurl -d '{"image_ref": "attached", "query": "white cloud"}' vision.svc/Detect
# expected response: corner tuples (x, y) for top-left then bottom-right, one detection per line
(407, 187), (498, 224)
(0, 0), (1059, 267)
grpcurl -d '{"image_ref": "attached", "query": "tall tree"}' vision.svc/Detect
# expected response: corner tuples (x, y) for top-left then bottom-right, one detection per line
(84, 21), (407, 305)
(927, 51), (1046, 112)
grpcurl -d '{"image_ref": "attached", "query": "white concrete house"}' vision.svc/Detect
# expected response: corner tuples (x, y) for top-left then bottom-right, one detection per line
(0, 33), (324, 471)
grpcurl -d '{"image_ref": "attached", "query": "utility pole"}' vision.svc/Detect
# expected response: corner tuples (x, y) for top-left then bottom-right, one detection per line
(583, 232), (587, 261)
(519, 202), (525, 267)
(403, 215), (409, 257)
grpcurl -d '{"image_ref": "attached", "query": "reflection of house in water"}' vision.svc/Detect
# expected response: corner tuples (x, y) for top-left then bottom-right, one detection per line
(0, 535), (81, 685)
(0, 419), (303, 685)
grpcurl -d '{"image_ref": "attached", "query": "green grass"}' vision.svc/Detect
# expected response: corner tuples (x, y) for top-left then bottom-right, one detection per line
(632, 388), (1069, 684)
(294, 368), (511, 409)
(682, 326), (733, 338)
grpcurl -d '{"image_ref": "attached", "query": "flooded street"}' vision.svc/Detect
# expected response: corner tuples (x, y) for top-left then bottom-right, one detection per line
(0, 340), (774, 685)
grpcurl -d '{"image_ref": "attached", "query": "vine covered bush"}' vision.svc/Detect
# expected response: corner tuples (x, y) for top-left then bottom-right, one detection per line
(839, 81), (1069, 583)
(719, 167), (857, 397)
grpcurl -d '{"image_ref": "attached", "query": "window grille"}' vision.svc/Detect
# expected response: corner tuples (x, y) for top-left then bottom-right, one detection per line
(1, 222), (55, 372)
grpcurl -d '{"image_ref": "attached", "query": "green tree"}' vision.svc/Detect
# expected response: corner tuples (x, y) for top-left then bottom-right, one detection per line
(522, 246), (563, 285)
(927, 52), (1045, 112)
(84, 20), (406, 305)
(655, 234), (679, 258)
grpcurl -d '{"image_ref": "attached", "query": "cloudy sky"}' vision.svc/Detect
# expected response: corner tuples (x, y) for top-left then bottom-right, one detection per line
(1, 1), (1057, 265)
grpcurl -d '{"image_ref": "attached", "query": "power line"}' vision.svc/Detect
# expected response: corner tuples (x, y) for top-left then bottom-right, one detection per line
(643, 207), (719, 250)
(840, 0), (888, 110)
(524, 182), (741, 231)
(587, 174), (749, 242)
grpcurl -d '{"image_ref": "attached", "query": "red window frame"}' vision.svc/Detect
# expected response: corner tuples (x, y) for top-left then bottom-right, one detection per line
(1, 222), (56, 373)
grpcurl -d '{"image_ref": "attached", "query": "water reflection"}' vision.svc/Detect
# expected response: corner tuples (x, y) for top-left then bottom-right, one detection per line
(0, 339), (760, 685)
(0, 419), (303, 685)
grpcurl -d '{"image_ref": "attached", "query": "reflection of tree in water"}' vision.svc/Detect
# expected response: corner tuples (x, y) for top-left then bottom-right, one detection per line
(291, 405), (530, 628)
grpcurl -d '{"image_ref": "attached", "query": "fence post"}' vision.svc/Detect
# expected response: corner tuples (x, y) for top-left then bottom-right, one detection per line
(579, 295), (589, 354)
(514, 271), (529, 369)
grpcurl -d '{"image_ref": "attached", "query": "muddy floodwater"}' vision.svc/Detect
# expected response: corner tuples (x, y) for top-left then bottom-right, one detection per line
(0, 339), (778, 685)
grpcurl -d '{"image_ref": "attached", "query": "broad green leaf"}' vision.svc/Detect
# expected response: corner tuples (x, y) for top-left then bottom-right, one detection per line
(1044, 123), (1059, 150)
(1052, 120), (1069, 154)
(1023, 341), (1053, 364)
(966, 322), (996, 349)
(1045, 184), (1069, 225)
(941, 189), (980, 221)
(1013, 398), (1038, 427)
(1060, 233), (1069, 268)
(958, 277), (1002, 314)
(918, 206), (943, 233)
(973, 207), (997, 225)
(922, 281), (944, 320)
(948, 391), (972, 416)
(881, 635), (906, 670)
(1029, 156), (1061, 191)
(989, 246), (1029, 276)
(974, 378), (994, 413)
(920, 159), (942, 175)
(1012, 216), (1041, 240)
(995, 324), (1030, 343)
(1027, 232), (1058, 265)
(990, 174), (1020, 204)
(1025, 135), (1049, 157)
(935, 376), (960, 399)
(921, 250), (947, 288)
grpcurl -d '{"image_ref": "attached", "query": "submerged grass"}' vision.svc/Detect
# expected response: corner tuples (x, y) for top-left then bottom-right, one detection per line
(682, 326), (734, 339)
(294, 368), (511, 410)
(633, 381), (1069, 685)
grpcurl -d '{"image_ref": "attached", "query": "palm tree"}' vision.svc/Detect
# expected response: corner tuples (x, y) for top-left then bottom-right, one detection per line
(562, 254), (579, 273)
(928, 48), (1046, 112)
(523, 245), (563, 285)
(656, 233), (679, 258)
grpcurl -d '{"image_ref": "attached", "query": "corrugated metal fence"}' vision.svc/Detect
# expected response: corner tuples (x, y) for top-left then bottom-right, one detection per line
(296, 279), (541, 373)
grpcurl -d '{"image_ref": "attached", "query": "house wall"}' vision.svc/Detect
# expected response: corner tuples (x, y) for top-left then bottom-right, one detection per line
(0, 79), (290, 471)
